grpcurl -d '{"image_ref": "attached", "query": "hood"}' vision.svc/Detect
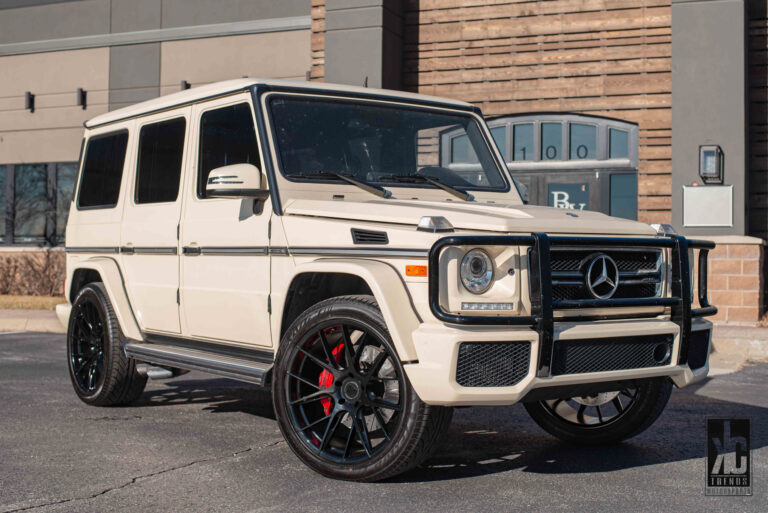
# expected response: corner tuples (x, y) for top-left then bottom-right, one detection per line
(283, 198), (657, 236)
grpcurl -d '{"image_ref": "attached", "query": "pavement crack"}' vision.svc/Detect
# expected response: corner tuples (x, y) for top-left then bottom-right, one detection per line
(2, 439), (286, 513)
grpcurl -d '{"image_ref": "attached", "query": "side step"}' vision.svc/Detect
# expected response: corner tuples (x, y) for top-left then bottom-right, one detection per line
(124, 341), (272, 386)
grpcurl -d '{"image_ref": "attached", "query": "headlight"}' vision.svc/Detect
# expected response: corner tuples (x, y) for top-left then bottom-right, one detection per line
(460, 249), (493, 294)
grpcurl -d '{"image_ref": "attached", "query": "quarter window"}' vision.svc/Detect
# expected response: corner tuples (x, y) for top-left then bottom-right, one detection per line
(136, 118), (186, 204)
(513, 123), (533, 161)
(198, 103), (260, 198)
(569, 123), (596, 160)
(78, 131), (128, 209)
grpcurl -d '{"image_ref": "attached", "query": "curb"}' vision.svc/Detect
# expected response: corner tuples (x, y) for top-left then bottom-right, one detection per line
(0, 310), (65, 333)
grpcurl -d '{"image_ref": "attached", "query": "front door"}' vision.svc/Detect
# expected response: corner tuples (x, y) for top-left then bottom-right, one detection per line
(120, 110), (190, 334)
(179, 95), (272, 348)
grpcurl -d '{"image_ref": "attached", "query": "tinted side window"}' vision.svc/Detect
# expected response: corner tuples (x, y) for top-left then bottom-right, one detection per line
(78, 131), (128, 209)
(136, 118), (186, 204)
(198, 103), (259, 198)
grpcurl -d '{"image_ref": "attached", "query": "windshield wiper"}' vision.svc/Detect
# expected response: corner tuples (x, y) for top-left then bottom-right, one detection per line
(290, 171), (392, 199)
(377, 174), (474, 202)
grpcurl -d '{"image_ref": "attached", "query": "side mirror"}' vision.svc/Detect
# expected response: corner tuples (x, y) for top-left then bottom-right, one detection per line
(206, 163), (268, 199)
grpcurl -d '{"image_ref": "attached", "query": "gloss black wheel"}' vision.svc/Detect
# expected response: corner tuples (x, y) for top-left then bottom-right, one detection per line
(273, 295), (453, 481)
(524, 378), (672, 445)
(67, 283), (147, 406)
(69, 299), (105, 393)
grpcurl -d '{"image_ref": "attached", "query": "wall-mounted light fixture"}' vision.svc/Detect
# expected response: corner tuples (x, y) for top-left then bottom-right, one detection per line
(77, 88), (87, 110)
(699, 145), (724, 184)
(25, 91), (34, 113)
(180, 80), (191, 90)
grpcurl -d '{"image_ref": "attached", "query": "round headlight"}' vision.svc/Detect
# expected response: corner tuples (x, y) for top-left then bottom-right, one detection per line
(460, 249), (494, 294)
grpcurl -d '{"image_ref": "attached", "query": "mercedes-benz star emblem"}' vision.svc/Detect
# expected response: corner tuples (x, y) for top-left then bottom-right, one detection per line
(585, 254), (620, 299)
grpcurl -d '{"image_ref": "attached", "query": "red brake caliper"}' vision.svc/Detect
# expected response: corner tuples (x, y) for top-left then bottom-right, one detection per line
(318, 342), (344, 415)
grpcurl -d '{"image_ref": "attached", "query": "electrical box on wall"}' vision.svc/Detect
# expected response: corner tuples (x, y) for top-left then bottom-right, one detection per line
(699, 145), (724, 184)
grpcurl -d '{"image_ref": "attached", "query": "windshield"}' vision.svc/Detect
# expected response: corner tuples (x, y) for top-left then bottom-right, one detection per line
(268, 96), (509, 192)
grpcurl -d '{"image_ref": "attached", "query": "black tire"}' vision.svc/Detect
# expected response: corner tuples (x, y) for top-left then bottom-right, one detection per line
(523, 378), (672, 445)
(67, 283), (147, 406)
(273, 295), (453, 481)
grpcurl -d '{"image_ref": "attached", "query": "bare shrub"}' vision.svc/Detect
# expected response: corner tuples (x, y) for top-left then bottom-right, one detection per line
(0, 250), (65, 296)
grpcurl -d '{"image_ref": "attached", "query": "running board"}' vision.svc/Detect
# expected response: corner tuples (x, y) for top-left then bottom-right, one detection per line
(124, 341), (272, 386)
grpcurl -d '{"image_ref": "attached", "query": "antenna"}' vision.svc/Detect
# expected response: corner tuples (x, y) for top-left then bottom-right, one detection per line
(364, 76), (368, 88)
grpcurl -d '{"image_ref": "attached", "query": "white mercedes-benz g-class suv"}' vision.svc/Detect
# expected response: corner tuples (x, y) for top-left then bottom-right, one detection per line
(59, 79), (716, 481)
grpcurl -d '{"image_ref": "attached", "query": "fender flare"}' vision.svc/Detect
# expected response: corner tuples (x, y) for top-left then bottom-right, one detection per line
(68, 257), (143, 341)
(275, 259), (422, 361)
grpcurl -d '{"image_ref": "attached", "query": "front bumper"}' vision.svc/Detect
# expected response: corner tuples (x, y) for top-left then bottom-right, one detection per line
(403, 233), (717, 406)
(404, 317), (712, 406)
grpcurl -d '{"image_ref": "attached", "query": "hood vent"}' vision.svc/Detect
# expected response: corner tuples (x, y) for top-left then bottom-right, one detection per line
(351, 228), (389, 245)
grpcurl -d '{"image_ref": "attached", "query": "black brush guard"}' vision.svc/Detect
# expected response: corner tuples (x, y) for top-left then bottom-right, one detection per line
(427, 234), (717, 378)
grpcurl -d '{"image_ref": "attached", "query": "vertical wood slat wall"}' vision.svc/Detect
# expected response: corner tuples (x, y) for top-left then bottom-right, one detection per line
(311, 0), (672, 224)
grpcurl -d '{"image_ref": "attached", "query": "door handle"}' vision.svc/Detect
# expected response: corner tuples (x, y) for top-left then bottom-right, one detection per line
(182, 245), (201, 256)
(120, 245), (135, 255)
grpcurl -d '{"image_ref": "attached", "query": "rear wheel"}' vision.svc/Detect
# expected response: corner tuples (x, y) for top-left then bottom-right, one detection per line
(67, 283), (147, 406)
(523, 378), (672, 445)
(273, 295), (453, 481)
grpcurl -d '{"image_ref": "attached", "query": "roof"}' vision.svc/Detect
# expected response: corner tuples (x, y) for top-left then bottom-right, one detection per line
(84, 78), (477, 129)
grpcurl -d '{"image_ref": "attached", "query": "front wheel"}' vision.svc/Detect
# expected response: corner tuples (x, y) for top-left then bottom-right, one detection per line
(523, 378), (672, 445)
(273, 295), (453, 481)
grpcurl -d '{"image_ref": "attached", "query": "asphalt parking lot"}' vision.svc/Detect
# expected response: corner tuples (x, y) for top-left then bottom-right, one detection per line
(1, 332), (766, 513)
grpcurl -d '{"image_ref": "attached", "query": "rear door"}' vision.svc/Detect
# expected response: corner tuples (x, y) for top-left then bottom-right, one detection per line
(120, 110), (190, 334)
(179, 94), (272, 347)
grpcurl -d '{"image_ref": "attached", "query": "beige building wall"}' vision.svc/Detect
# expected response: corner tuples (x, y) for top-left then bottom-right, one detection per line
(159, 31), (311, 95)
(0, 47), (109, 164)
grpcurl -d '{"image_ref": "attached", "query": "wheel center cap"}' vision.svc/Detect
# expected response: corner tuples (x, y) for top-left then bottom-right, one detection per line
(341, 380), (362, 401)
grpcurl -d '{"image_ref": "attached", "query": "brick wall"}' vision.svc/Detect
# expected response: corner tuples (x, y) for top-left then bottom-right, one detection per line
(700, 239), (765, 324)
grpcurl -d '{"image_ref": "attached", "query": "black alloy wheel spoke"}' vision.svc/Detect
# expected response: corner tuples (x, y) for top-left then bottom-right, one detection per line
(70, 300), (105, 393)
(596, 405), (604, 423)
(576, 404), (587, 424)
(317, 330), (339, 370)
(612, 396), (624, 413)
(289, 390), (331, 406)
(288, 371), (322, 390)
(372, 407), (391, 441)
(287, 320), (403, 464)
(298, 348), (337, 374)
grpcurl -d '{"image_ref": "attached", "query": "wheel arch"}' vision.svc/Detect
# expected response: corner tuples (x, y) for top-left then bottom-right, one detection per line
(275, 260), (421, 361)
(67, 258), (143, 341)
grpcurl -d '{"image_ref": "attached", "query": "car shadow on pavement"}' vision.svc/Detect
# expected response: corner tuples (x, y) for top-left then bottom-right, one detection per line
(132, 373), (766, 484)
(136, 378), (276, 420)
(393, 377), (768, 483)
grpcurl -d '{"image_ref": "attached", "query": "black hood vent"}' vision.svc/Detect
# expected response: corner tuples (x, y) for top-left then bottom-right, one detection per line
(351, 228), (389, 245)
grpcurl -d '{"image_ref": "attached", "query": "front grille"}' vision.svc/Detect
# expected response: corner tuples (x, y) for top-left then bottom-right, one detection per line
(456, 342), (530, 387)
(548, 248), (663, 302)
(551, 334), (674, 375)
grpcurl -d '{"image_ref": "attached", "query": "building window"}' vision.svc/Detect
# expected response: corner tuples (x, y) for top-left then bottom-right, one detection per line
(541, 122), (562, 161)
(14, 164), (47, 243)
(0, 162), (77, 246)
(569, 123), (597, 160)
(56, 163), (77, 240)
(0, 165), (6, 243)
(513, 123), (534, 161)
(609, 128), (629, 159)
(610, 173), (638, 220)
(136, 118), (186, 204)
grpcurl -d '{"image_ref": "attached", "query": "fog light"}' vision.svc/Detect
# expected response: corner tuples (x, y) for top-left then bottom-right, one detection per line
(461, 302), (514, 311)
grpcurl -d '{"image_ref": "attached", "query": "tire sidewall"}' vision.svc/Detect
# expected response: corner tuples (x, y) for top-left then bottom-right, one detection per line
(524, 378), (672, 445)
(67, 284), (118, 404)
(272, 297), (421, 480)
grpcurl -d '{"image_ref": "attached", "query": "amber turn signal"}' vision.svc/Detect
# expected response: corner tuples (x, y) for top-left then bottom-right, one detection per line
(405, 265), (427, 277)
